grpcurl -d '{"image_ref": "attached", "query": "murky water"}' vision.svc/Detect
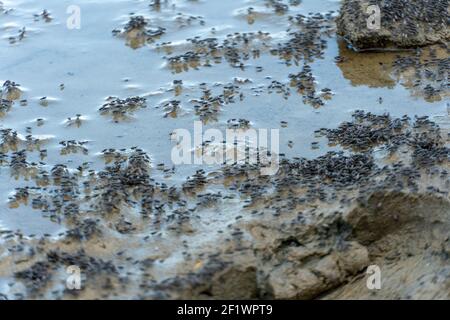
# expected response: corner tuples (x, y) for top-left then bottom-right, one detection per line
(0, 0), (448, 299)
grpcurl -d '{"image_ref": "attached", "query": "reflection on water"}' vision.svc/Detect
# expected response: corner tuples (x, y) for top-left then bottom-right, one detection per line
(337, 41), (449, 102)
(336, 40), (397, 88)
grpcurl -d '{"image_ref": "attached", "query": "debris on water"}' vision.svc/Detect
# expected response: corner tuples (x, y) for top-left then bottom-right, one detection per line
(59, 140), (89, 156)
(33, 9), (52, 23)
(99, 96), (147, 121)
(64, 114), (84, 128)
(7, 27), (27, 44)
(227, 118), (251, 130)
(392, 45), (450, 102)
(113, 15), (166, 49)
(1, 80), (22, 101)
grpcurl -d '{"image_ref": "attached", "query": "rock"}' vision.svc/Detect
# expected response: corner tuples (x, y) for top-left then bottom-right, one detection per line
(265, 245), (370, 299)
(337, 0), (450, 50)
(210, 266), (258, 299)
(345, 192), (445, 244)
(326, 193), (450, 299)
(152, 260), (259, 299)
(336, 242), (370, 274)
(267, 266), (324, 299)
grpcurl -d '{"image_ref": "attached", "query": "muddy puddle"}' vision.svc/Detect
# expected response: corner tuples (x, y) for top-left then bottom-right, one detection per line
(0, 0), (448, 299)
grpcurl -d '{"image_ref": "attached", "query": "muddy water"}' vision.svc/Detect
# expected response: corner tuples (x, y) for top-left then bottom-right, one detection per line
(0, 0), (448, 299)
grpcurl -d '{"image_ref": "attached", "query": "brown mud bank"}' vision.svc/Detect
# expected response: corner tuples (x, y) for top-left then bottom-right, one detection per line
(337, 0), (450, 50)
(326, 193), (450, 299)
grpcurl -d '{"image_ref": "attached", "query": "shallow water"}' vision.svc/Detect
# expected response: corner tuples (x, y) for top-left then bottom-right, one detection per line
(0, 0), (448, 235)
